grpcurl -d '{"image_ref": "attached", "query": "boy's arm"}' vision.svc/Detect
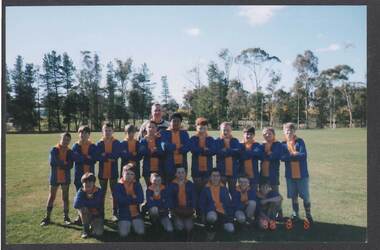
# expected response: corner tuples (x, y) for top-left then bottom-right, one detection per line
(230, 139), (242, 157)
(267, 142), (282, 161)
(203, 137), (216, 156)
(72, 144), (84, 164)
(291, 139), (307, 161)
(179, 131), (191, 154)
(49, 148), (64, 168)
(280, 143), (291, 162)
(190, 137), (202, 155)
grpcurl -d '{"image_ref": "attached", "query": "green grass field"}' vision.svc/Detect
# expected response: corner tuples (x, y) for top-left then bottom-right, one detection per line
(5, 128), (367, 243)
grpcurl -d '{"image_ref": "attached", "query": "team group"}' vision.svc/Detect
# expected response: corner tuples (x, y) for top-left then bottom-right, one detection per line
(39, 103), (313, 239)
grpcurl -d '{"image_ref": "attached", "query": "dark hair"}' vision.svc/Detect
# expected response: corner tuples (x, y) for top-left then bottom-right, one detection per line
(78, 125), (91, 134)
(170, 112), (183, 122)
(122, 163), (136, 173)
(195, 117), (208, 126)
(125, 124), (136, 134)
(61, 132), (71, 139)
(81, 172), (96, 183)
(210, 169), (221, 175)
(243, 126), (255, 134)
(102, 122), (113, 130)
(262, 127), (275, 135)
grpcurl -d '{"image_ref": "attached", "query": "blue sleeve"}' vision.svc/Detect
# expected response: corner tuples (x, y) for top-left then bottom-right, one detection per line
(96, 141), (106, 162)
(166, 183), (175, 209)
(190, 137), (202, 155)
(114, 184), (128, 206)
(162, 188), (171, 209)
(191, 182), (197, 209)
(152, 139), (164, 157)
(108, 140), (121, 160)
(267, 142), (282, 161)
(230, 139), (242, 157)
(179, 131), (191, 154)
(49, 147), (63, 168)
(216, 139), (229, 157)
(135, 141), (143, 161)
(119, 141), (129, 161)
(135, 183), (144, 204)
(161, 132), (176, 152)
(280, 143), (291, 162)
(139, 140), (148, 156)
(231, 190), (242, 211)
(72, 144), (84, 164)
(87, 144), (98, 165)
(203, 137), (216, 156)
(199, 188), (207, 215)
(146, 189), (154, 208)
(73, 190), (84, 209)
(292, 139), (307, 161)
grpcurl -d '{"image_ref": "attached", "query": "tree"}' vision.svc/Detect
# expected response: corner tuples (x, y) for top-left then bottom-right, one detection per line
(11, 56), (38, 131)
(235, 48), (281, 129)
(62, 91), (80, 131)
(115, 58), (133, 105)
(5, 64), (13, 122)
(226, 79), (249, 128)
(105, 62), (117, 125)
(293, 50), (318, 129)
(266, 70), (281, 127)
(61, 52), (76, 95)
(161, 75), (170, 106)
(218, 48), (234, 84)
(313, 73), (330, 128)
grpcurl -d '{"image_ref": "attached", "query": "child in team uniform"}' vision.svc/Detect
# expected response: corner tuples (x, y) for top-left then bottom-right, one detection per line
(72, 125), (98, 225)
(168, 167), (196, 237)
(40, 132), (75, 226)
(256, 182), (282, 230)
(96, 122), (121, 221)
(199, 169), (235, 234)
(73, 173), (104, 239)
(215, 122), (241, 193)
(120, 125), (143, 181)
(146, 173), (174, 233)
(282, 122), (313, 223)
(260, 127), (283, 219)
(113, 164), (145, 237)
(140, 121), (164, 186)
(232, 175), (257, 226)
(161, 113), (190, 183)
(239, 126), (263, 192)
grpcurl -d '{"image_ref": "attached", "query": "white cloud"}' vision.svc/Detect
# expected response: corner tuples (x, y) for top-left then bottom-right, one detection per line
(185, 27), (200, 37)
(238, 6), (285, 26)
(316, 43), (341, 52)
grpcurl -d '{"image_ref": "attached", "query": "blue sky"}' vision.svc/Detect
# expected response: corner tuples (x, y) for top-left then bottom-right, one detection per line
(6, 6), (366, 104)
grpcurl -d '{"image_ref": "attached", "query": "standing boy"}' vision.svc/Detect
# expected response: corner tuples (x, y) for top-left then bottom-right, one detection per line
(120, 124), (142, 181)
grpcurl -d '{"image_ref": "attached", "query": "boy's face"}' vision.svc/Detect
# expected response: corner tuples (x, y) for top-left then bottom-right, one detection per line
(127, 131), (135, 138)
(284, 127), (295, 139)
(60, 135), (71, 147)
(83, 180), (94, 192)
(152, 105), (162, 120)
(175, 168), (186, 181)
(123, 169), (135, 182)
(147, 123), (157, 136)
(243, 132), (254, 142)
(79, 131), (90, 141)
(210, 172), (221, 186)
(103, 127), (113, 138)
(171, 118), (181, 131)
(238, 178), (250, 190)
(151, 176), (162, 186)
(260, 184), (271, 195)
(263, 130), (274, 142)
(221, 124), (232, 137)
(196, 124), (207, 134)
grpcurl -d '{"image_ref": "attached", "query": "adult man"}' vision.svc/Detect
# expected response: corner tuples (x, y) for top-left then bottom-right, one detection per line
(138, 103), (169, 139)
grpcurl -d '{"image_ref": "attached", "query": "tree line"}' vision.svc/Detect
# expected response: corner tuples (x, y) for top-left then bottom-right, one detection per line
(5, 48), (366, 132)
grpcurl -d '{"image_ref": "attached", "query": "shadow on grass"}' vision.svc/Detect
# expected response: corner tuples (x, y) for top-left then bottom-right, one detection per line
(53, 220), (365, 243)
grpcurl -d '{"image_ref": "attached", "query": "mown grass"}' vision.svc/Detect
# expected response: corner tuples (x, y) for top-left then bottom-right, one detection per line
(5, 128), (367, 243)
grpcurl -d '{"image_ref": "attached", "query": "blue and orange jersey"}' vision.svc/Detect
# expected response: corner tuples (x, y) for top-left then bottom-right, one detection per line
(189, 134), (216, 179)
(113, 178), (144, 220)
(199, 182), (233, 217)
(215, 137), (242, 178)
(160, 129), (191, 177)
(231, 186), (257, 212)
(167, 178), (196, 209)
(96, 137), (121, 180)
(146, 184), (170, 211)
(259, 141), (282, 185)
(239, 141), (263, 185)
(139, 136), (164, 178)
(281, 137), (309, 179)
(120, 138), (143, 179)
(73, 186), (104, 216)
(49, 144), (75, 185)
(72, 141), (98, 188)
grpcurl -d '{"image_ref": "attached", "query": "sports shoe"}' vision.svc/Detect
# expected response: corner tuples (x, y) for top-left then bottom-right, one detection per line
(306, 213), (314, 224)
(111, 214), (118, 222)
(40, 217), (50, 226)
(64, 216), (71, 225)
(291, 212), (300, 222)
(81, 230), (89, 239)
(73, 216), (82, 226)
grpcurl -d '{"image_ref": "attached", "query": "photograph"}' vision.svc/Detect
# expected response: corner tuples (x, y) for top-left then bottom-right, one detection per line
(4, 4), (367, 244)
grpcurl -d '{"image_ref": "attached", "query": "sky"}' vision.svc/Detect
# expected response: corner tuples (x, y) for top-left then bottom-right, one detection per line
(6, 5), (367, 104)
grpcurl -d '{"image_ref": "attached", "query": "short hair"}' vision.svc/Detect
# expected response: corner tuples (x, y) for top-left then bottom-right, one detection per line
(195, 117), (208, 126)
(145, 120), (157, 130)
(122, 163), (136, 173)
(81, 172), (96, 183)
(175, 166), (187, 173)
(102, 122), (113, 130)
(150, 172), (161, 182)
(220, 122), (232, 129)
(61, 132), (71, 139)
(283, 122), (296, 131)
(151, 103), (161, 111)
(125, 124), (136, 134)
(262, 127), (275, 135)
(243, 126), (255, 134)
(170, 112), (183, 122)
(210, 169), (221, 175)
(237, 174), (250, 180)
(78, 125), (91, 134)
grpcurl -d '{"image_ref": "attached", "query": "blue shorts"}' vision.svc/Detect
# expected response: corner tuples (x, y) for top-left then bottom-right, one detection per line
(286, 177), (310, 202)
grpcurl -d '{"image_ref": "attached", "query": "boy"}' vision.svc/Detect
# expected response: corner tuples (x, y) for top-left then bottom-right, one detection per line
(113, 164), (145, 237)
(215, 122), (241, 193)
(168, 167), (196, 236)
(260, 127), (283, 219)
(256, 182), (282, 230)
(199, 169), (235, 233)
(232, 175), (257, 225)
(72, 125), (98, 225)
(73, 173), (104, 238)
(139, 121), (164, 186)
(120, 124), (142, 180)
(146, 173), (173, 233)
(282, 122), (313, 223)
(239, 126), (263, 191)
(40, 132), (75, 226)
(96, 122), (120, 221)
(160, 112), (190, 183)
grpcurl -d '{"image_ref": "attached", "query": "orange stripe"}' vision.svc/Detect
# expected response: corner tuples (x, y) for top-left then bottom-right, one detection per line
(262, 160), (270, 177)
(240, 191), (248, 205)
(224, 138), (233, 176)
(244, 159), (254, 178)
(57, 145), (68, 183)
(178, 182), (187, 207)
(103, 139), (113, 179)
(148, 138), (159, 172)
(291, 161), (301, 179)
(172, 131), (183, 164)
(210, 185), (224, 214)
(198, 136), (207, 171)
(79, 141), (91, 174)
(128, 139), (136, 154)
(122, 181), (139, 217)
